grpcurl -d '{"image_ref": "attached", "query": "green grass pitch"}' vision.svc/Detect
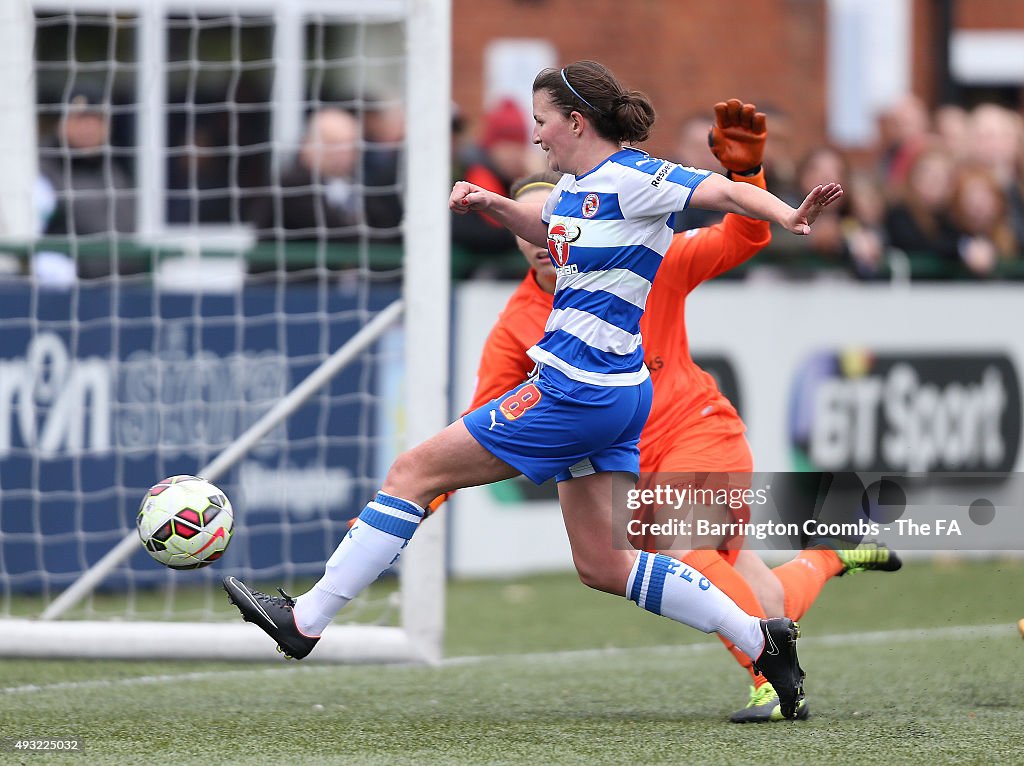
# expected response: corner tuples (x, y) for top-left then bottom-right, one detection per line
(1, 559), (1022, 765)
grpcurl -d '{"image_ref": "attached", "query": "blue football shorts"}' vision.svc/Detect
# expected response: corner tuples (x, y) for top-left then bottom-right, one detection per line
(463, 364), (653, 484)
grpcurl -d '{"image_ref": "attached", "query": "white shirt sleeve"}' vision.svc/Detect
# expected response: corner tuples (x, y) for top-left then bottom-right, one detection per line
(617, 159), (712, 218)
(541, 175), (574, 224)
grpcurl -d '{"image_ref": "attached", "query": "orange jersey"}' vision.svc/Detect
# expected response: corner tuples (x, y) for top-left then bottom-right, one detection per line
(467, 182), (771, 470)
(636, 207), (769, 472)
(468, 269), (554, 410)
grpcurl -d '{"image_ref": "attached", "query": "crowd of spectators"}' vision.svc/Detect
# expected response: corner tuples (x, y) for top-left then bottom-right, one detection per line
(648, 95), (1023, 281)
(450, 98), (538, 265)
(27, 85), (1024, 282)
(450, 94), (1024, 281)
(756, 96), (1024, 280)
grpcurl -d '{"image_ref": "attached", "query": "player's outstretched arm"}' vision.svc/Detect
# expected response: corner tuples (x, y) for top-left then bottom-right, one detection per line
(690, 173), (842, 235)
(449, 181), (548, 247)
(705, 97), (845, 234)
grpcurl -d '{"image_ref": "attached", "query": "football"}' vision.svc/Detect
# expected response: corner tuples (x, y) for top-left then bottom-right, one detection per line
(137, 475), (234, 569)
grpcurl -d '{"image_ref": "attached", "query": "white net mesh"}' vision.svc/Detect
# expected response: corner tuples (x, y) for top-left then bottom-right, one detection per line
(1, 2), (431, 641)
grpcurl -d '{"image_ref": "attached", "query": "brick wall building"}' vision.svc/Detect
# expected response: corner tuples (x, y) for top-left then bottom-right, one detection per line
(453, 0), (1024, 164)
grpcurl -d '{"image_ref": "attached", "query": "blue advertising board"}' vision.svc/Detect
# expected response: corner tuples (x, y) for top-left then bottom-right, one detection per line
(0, 281), (402, 592)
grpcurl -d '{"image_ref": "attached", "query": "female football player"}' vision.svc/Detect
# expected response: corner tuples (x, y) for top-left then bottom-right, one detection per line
(224, 60), (841, 719)
(460, 100), (898, 720)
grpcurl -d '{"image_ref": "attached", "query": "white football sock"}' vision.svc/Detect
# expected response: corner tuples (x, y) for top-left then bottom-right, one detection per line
(626, 551), (765, 660)
(292, 491), (424, 636)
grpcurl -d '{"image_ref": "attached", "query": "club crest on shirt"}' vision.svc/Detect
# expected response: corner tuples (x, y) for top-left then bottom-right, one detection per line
(581, 193), (600, 219)
(547, 221), (581, 267)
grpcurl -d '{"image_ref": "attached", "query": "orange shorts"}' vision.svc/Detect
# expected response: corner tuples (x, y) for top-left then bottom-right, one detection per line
(640, 407), (752, 474)
(633, 410), (752, 565)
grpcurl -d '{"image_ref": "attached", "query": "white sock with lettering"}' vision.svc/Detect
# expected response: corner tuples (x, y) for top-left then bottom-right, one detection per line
(625, 551), (765, 659)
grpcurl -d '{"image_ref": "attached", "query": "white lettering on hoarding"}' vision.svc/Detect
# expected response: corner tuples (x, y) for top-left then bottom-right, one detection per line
(0, 333), (110, 455)
(0, 328), (287, 457)
(236, 461), (354, 518)
(810, 363), (1007, 471)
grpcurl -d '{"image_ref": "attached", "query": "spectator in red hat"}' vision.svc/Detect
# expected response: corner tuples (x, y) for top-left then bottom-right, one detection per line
(451, 98), (535, 268)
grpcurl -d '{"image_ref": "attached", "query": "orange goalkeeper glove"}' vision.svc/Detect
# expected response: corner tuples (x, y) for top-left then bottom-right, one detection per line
(708, 99), (767, 175)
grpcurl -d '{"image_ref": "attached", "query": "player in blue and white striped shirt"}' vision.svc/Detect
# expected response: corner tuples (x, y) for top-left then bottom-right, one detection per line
(528, 153), (711, 387)
(224, 60), (841, 719)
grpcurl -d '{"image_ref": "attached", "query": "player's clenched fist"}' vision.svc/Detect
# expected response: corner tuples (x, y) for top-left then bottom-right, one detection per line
(708, 98), (767, 174)
(449, 181), (494, 214)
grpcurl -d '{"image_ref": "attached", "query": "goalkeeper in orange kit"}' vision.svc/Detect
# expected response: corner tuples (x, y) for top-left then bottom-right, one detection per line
(384, 101), (900, 722)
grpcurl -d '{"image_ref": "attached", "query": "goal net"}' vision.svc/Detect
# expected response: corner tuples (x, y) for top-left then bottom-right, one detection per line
(0, 0), (450, 663)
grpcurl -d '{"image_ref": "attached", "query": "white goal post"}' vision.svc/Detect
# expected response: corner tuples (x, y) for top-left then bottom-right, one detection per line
(0, 0), (451, 664)
(0, 299), (438, 663)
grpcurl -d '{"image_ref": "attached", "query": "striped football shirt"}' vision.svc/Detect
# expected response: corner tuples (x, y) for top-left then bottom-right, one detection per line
(529, 147), (711, 386)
